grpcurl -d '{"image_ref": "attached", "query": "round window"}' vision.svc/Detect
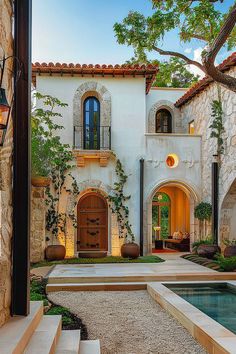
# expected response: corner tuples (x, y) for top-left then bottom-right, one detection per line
(166, 154), (179, 168)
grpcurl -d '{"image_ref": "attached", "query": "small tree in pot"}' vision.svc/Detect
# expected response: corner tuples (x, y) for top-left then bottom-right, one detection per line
(194, 202), (220, 258)
(108, 158), (139, 259)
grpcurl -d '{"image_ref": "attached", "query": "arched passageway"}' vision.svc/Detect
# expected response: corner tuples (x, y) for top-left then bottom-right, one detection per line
(220, 179), (236, 245)
(146, 180), (199, 254)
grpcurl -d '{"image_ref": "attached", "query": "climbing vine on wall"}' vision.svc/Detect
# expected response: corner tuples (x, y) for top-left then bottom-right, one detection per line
(210, 87), (225, 157)
(46, 170), (80, 241)
(108, 157), (135, 243)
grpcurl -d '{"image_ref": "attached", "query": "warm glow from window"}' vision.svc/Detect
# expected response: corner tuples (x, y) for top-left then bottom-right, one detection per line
(166, 154), (179, 168)
(189, 120), (195, 134)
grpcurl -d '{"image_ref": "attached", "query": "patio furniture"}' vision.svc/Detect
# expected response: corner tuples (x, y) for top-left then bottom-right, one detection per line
(164, 236), (190, 252)
(155, 240), (163, 250)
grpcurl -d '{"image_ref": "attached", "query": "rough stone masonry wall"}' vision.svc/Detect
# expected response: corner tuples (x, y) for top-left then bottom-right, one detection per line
(30, 188), (46, 263)
(0, 0), (13, 327)
(180, 67), (236, 240)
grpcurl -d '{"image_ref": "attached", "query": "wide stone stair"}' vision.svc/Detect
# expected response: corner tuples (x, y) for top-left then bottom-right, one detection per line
(0, 301), (100, 354)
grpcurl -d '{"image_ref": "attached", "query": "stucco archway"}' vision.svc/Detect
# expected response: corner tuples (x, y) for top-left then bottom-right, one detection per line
(219, 177), (236, 246)
(144, 179), (199, 255)
(148, 100), (181, 133)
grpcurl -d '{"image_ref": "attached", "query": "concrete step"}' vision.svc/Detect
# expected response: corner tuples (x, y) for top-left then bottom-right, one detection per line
(47, 272), (236, 284)
(46, 282), (147, 293)
(55, 330), (80, 354)
(79, 340), (100, 354)
(0, 301), (43, 354)
(24, 315), (62, 354)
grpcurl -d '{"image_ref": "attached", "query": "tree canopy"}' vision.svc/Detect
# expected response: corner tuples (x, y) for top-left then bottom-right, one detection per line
(114, 0), (236, 92)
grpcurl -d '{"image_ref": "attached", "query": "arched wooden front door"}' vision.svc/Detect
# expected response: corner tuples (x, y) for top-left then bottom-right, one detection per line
(77, 192), (108, 251)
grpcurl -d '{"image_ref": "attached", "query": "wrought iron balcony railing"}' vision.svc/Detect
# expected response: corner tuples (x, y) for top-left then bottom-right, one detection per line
(73, 125), (111, 150)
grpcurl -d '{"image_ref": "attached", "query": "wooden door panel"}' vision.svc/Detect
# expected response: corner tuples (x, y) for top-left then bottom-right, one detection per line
(79, 212), (107, 226)
(77, 193), (108, 251)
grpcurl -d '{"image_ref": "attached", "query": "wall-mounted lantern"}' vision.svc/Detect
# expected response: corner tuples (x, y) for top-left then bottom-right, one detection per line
(0, 87), (10, 145)
(0, 50), (21, 146)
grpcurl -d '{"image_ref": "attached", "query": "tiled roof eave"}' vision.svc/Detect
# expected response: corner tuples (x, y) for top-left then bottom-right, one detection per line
(175, 52), (236, 107)
(32, 62), (159, 94)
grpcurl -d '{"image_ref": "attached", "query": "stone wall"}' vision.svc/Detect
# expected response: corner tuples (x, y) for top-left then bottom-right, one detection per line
(0, 0), (13, 327)
(180, 66), (236, 241)
(30, 187), (46, 263)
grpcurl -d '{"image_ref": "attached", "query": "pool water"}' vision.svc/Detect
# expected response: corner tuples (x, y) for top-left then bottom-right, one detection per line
(165, 283), (236, 334)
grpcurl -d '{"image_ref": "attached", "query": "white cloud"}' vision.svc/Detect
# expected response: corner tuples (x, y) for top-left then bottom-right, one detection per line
(188, 47), (204, 78)
(184, 48), (192, 54)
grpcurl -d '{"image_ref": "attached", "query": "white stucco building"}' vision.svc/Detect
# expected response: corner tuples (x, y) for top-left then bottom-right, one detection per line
(32, 56), (236, 258)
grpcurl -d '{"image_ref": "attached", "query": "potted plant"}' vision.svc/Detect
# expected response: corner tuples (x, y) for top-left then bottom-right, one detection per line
(194, 236), (220, 259)
(121, 224), (140, 259)
(31, 135), (51, 187)
(32, 93), (79, 261)
(223, 239), (236, 258)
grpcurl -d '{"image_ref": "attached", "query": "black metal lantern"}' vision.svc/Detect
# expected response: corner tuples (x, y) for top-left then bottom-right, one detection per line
(0, 87), (10, 145)
(0, 50), (21, 146)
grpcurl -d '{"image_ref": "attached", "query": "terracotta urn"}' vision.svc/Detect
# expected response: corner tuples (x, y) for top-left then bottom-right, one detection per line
(224, 246), (236, 258)
(45, 245), (66, 261)
(31, 176), (51, 187)
(121, 242), (140, 259)
(197, 244), (221, 259)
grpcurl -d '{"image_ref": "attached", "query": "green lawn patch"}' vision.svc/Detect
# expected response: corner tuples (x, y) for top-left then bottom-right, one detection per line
(182, 254), (222, 271)
(31, 255), (164, 268)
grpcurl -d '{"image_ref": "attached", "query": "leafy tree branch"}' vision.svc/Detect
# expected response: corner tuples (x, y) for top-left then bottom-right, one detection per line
(114, 0), (236, 92)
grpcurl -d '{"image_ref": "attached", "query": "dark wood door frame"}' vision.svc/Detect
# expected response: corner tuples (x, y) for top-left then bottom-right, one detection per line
(11, 0), (32, 316)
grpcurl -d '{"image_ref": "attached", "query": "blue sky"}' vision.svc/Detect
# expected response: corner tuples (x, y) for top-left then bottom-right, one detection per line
(32, 0), (234, 66)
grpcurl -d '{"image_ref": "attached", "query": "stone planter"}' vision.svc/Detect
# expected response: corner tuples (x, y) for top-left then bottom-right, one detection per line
(45, 245), (66, 261)
(197, 244), (221, 259)
(121, 242), (140, 259)
(31, 176), (51, 187)
(224, 246), (236, 258)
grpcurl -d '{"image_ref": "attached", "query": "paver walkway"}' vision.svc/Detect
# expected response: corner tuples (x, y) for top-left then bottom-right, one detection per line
(48, 254), (214, 281)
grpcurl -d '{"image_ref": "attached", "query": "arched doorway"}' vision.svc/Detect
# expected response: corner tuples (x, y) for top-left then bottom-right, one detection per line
(77, 192), (108, 252)
(220, 178), (236, 245)
(146, 180), (199, 254)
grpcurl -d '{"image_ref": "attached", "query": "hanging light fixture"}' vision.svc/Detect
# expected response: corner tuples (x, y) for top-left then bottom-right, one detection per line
(0, 87), (10, 145)
(0, 49), (21, 146)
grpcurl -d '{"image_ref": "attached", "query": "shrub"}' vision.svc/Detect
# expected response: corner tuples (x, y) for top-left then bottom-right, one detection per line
(46, 306), (74, 326)
(194, 202), (212, 221)
(192, 237), (214, 252)
(215, 255), (236, 271)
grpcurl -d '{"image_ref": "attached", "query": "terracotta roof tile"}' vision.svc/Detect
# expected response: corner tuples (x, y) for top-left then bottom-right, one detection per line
(32, 62), (158, 93)
(175, 52), (236, 107)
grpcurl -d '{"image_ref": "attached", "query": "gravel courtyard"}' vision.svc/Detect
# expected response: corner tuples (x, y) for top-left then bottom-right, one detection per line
(49, 290), (206, 354)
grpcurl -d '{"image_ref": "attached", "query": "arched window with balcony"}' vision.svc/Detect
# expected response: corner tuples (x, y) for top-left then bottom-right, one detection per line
(83, 96), (100, 150)
(155, 109), (172, 133)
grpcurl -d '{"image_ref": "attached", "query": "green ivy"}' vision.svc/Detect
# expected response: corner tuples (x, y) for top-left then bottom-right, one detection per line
(108, 157), (135, 243)
(32, 92), (80, 240)
(194, 202), (212, 221)
(210, 88), (225, 156)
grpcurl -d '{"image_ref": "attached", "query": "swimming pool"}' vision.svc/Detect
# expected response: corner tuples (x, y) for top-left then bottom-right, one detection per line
(165, 282), (236, 335)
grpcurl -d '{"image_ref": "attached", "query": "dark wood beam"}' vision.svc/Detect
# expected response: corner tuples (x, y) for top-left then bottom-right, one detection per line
(12, 0), (32, 316)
